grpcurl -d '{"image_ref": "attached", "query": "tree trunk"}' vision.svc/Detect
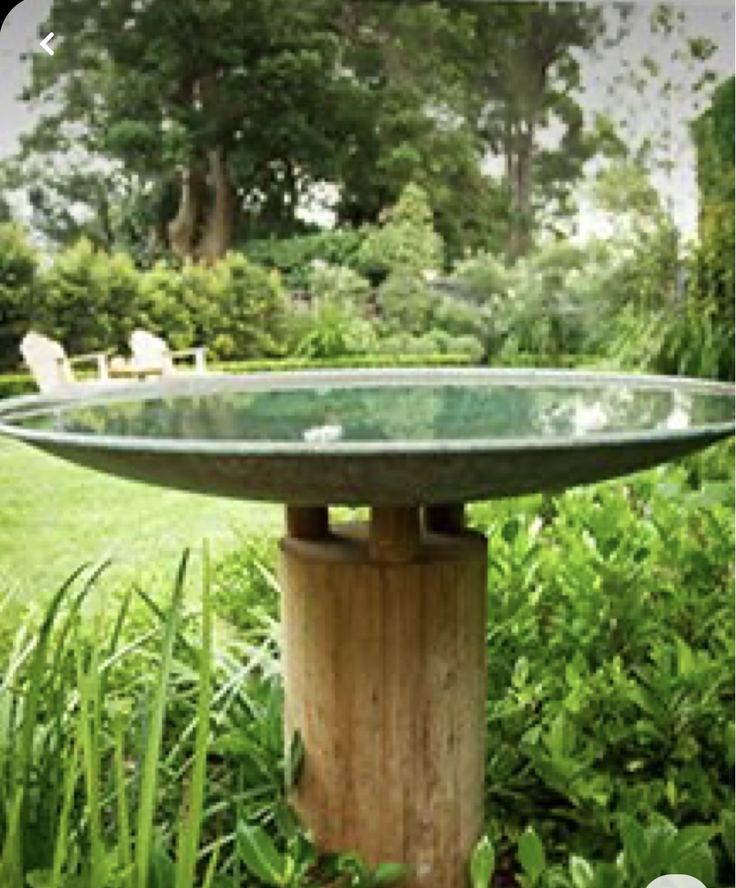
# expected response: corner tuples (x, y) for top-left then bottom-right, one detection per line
(508, 127), (534, 259)
(168, 164), (204, 260)
(197, 147), (237, 264)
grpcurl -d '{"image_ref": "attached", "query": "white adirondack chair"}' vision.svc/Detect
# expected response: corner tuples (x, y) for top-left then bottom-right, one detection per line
(128, 330), (207, 377)
(20, 331), (110, 394)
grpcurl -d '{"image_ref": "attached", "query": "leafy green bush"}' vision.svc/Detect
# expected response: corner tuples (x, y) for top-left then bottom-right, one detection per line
(0, 223), (40, 370)
(447, 242), (618, 361)
(306, 263), (372, 307)
(449, 230), (696, 369)
(34, 238), (141, 357)
(213, 353), (474, 372)
(357, 184), (444, 280)
(474, 814), (722, 888)
(137, 253), (291, 361)
(502, 241), (625, 359)
(136, 262), (210, 351)
(689, 78), (735, 380)
(0, 372), (34, 398)
(243, 230), (368, 290)
(469, 441), (734, 884)
(292, 300), (377, 359)
(375, 329), (484, 363)
(376, 269), (437, 335)
(607, 297), (732, 380)
(203, 253), (290, 360)
(451, 252), (513, 305)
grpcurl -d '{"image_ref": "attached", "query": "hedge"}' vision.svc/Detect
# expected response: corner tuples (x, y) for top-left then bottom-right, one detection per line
(215, 353), (474, 373)
(0, 354), (476, 401)
(0, 373), (35, 399)
(0, 353), (616, 402)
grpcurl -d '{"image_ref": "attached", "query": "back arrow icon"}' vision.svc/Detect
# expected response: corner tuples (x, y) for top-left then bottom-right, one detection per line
(40, 33), (55, 56)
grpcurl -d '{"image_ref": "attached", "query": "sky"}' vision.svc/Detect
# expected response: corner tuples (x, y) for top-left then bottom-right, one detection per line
(0, 0), (733, 240)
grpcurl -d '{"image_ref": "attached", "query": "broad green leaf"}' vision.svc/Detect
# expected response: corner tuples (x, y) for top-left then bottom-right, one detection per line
(618, 815), (647, 874)
(371, 861), (411, 885)
(237, 824), (286, 887)
(672, 824), (717, 859)
(469, 835), (495, 888)
(569, 855), (594, 888)
(518, 827), (546, 885)
(721, 809), (735, 865)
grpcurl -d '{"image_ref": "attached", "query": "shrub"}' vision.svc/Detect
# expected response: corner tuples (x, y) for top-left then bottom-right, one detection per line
(689, 77), (735, 380)
(450, 252), (513, 305)
(35, 238), (140, 356)
(429, 295), (489, 345)
(0, 223), (39, 370)
(0, 373), (34, 398)
(292, 302), (377, 360)
(376, 269), (437, 336)
(375, 330), (484, 362)
(5, 242), (291, 366)
(606, 296), (732, 380)
(305, 263), (372, 308)
(243, 229), (368, 290)
(357, 183), (444, 280)
(212, 353), (474, 372)
(468, 443), (734, 883)
(203, 253), (290, 360)
(135, 262), (209, 351)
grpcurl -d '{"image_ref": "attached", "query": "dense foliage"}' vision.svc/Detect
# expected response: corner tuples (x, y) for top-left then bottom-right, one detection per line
(0, 236), (292, 369)
(0, 223), (38, 369)
(5, 1), (618, 260)
(0, 445), (731, 887)
(690, 76), (735, 379)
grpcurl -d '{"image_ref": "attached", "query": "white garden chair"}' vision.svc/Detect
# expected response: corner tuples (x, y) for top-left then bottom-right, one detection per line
(124, 329), (207, 378)
(20, 331), (111, 394)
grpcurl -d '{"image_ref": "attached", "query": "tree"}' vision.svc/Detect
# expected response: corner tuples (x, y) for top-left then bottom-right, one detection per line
(330, 2), (505, 259)
(21, 0), (365, 260)
(690, 76), (734, 378)
(468, 3), (607, 257)
(17, 0), (511, 261)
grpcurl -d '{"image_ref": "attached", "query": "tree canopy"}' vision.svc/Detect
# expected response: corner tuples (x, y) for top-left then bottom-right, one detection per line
(8, 0), (624, 261)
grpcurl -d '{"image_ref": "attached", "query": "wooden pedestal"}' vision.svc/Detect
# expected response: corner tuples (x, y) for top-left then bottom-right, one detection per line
(280, 507), (487, 888)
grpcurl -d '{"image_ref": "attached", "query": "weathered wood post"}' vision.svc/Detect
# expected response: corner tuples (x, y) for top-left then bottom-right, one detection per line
(281, 504), (487, 887)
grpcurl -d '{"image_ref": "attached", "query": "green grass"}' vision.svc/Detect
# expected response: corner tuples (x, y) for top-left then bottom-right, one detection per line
(0, 438), (281, 598)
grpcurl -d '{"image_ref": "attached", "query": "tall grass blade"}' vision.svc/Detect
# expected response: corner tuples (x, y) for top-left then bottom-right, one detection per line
(49, 734), (81, 888)
(134, 551), (188, 888)
(76, 640), (105, 884)
(175, 544), (213, 888)
(0, 565), (88, 883)
(201, 844), (220, 888)
(114, 718), (134, 888)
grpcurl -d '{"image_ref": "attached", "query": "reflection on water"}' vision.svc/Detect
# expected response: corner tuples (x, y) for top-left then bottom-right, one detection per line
(14, 382), (735, 445)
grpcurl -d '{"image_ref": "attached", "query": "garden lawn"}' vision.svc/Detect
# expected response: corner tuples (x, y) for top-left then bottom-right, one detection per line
(0, 437), (281, 598)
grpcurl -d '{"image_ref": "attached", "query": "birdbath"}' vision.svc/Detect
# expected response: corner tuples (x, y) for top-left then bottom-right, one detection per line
(1, 367), (733, 887)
